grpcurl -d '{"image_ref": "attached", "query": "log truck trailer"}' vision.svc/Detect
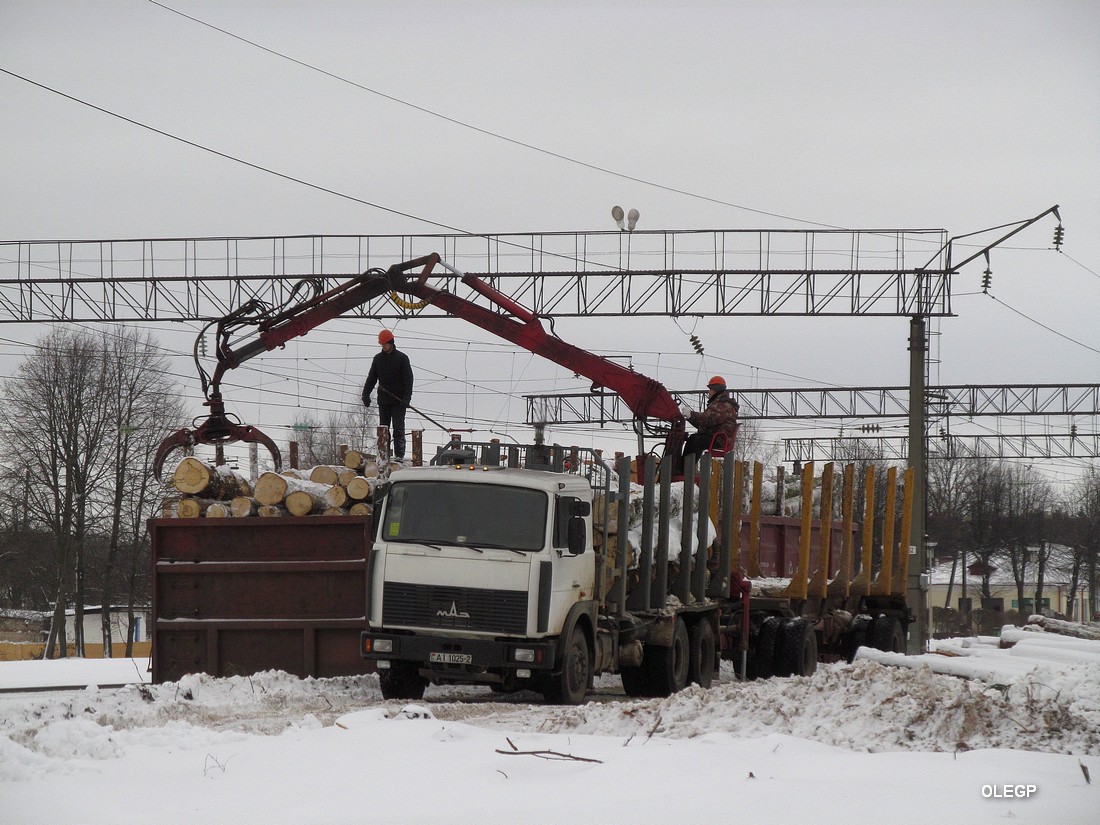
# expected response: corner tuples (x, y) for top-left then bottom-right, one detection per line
(153, 254), (913, 704)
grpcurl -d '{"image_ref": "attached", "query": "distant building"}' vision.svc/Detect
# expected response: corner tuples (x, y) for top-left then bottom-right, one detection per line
(927, 545), (1089, 633)
(0, 609), (50, 643)
(64, 606), (151, 647)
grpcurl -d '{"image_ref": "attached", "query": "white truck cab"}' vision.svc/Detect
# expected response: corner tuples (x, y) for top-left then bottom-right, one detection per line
(362, 463), (598, 701)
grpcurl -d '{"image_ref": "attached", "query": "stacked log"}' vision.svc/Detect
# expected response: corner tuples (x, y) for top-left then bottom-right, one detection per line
(163, 457), (382, 519)
(173, 457), (252, 499)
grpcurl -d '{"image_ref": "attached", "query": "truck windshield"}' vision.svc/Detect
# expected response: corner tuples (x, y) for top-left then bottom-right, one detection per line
(383, 481), (549, 552)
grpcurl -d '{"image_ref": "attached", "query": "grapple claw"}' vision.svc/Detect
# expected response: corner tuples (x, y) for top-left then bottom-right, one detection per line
(153, 400), (282, 481)
(153, 427), (197, 482)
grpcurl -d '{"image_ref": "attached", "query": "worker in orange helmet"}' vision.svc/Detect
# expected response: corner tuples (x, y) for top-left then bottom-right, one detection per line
(679, 375), (739, 460)
(362, 329), (414, 459)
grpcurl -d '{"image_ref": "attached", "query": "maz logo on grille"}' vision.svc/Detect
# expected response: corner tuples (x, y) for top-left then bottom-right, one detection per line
(436, 601), (470, 619)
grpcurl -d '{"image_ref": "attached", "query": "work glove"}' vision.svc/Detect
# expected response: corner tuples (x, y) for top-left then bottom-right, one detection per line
(363, 396), (372, 406)
(679, 403), (692, 418)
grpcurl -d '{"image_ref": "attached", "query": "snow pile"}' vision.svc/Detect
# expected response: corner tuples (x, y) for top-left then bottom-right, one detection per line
(520, 658), (1100, 754)
(3, 655), (1097, 774)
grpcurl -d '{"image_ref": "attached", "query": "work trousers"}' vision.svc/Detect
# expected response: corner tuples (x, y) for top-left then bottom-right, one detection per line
(378, 403), (407, 459)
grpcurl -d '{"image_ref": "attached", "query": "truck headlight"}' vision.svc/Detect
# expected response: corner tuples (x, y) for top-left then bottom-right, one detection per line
(513, 648), (535, 663)
(372, 639), (393, 653)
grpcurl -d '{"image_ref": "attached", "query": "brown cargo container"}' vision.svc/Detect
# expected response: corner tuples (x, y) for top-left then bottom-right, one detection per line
(150, 516), (374, 683)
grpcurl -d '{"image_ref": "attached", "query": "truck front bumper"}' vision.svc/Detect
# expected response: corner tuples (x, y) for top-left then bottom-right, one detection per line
(361, 631), (556, 672)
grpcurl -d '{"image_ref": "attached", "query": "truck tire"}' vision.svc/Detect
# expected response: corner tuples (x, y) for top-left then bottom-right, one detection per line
(378, 662), (428, 700)
(774, 617), (817, 677)
(543, 625), (591, 705)
(844, 614), (874, 662)
(688, 619), (717, 689)
(644, 617), (690, 697)
(870, 615), (905, 653)
(749, 615), (783, 679)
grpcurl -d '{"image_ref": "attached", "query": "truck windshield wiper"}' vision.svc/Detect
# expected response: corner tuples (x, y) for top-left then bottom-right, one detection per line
(474, 543), (526, 556)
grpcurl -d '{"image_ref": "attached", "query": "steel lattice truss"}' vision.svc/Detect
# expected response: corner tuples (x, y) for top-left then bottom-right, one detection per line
(525, 384), (1100, 424)
(783, 434), (1100, 462)
(0, 228), (953, 322)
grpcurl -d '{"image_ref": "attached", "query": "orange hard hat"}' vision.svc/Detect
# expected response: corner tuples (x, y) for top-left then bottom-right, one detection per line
(378, 329), (395, 344)
(707, 375), (726, 389)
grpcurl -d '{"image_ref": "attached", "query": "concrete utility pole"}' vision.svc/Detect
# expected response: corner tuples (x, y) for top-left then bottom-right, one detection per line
(908, 316), (928, 654)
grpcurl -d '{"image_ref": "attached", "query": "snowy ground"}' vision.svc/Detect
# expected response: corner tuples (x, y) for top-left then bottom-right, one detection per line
(2, 631), (1098, 825)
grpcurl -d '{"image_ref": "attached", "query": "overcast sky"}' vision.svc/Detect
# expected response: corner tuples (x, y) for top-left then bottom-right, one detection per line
(1, 1), (1097, 484)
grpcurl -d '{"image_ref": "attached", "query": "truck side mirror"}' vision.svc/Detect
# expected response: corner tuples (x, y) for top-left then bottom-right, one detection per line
(567, 517), (586, 555)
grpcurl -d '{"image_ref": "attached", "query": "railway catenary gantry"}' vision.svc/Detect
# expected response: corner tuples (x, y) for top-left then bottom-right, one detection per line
(525, 384), (1100, 424)
(0, 227), (955, 322)
(783, 433), (1100, 463)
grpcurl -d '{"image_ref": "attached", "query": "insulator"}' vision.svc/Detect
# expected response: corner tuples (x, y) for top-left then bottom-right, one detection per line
(981, 269), (992, 292)
(689, 333), (704, 354)
(1053, 224), (1065, 250)
(198, 335), (208, 357)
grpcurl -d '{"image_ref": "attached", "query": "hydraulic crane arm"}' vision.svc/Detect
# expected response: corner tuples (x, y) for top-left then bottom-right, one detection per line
(152, 255), (440, 479)
(154, 251), (689, 481)
(392, 255), (687, 465)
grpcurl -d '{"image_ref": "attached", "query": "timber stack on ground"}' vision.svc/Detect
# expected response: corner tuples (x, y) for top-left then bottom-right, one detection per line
(163, 455), (380, 518)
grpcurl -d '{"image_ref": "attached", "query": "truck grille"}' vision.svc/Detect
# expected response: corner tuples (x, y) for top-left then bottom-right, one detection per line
(382, 582), (528, 635)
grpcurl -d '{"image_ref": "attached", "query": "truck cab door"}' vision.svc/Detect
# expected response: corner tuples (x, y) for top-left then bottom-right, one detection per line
(549, 496), (595, 618)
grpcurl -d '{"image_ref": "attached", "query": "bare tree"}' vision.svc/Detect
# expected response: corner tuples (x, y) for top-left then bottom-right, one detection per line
(96, 329), (184, 655)
(962, 455), (1011, 602)
(0, 329), (116, 656)
(0, 327), (183, 658)
(1055, 466), (1100, 621)
(1000, 464), (1054, 623)
(291, 406), (378, 467)
(927, 458), (974, 610)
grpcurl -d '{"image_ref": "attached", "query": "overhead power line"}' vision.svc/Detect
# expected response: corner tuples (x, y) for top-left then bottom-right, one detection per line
(985, 294), (1100, 356)
(147, 0), (841, 230)
(0, 67), (464, 235)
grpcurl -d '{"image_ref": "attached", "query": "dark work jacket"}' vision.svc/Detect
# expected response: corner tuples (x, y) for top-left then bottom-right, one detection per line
(687, 390), (739, 442)
(362, 347), (413, 406)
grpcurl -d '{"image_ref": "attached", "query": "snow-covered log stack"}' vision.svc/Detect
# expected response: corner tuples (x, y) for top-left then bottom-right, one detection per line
(163, 456), (379, 519)
(1019, 616), (1100, 641)
(591, 482), (710, 600)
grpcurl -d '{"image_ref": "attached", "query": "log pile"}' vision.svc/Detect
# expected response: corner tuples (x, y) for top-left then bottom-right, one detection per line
(163, 455), (381, 519)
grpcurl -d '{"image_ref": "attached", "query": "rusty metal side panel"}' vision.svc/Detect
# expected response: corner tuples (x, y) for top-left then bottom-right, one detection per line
(743, 516), (861, 579)
(151, 517), (373, 683)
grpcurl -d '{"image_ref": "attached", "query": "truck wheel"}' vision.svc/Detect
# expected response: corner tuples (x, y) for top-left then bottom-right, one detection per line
(870, 615), (905, 653)
(844, 614), (874, 662)
(688, 619), (717, 689)
(645, 617), (690, 697)
(544, 625), (591, 705)
(775, 617), (817, 677)
(750, 615), (783, 679)
(378, 662), (428, 700)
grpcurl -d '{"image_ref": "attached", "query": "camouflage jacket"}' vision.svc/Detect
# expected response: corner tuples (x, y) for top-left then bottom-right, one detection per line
(688, 391), (739, 441)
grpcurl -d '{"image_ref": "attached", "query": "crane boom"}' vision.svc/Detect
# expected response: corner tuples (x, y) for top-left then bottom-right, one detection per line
(393, 255), (687, 467)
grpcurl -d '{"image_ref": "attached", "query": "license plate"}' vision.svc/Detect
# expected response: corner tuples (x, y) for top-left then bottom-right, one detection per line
(430, 652), (472, 665)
